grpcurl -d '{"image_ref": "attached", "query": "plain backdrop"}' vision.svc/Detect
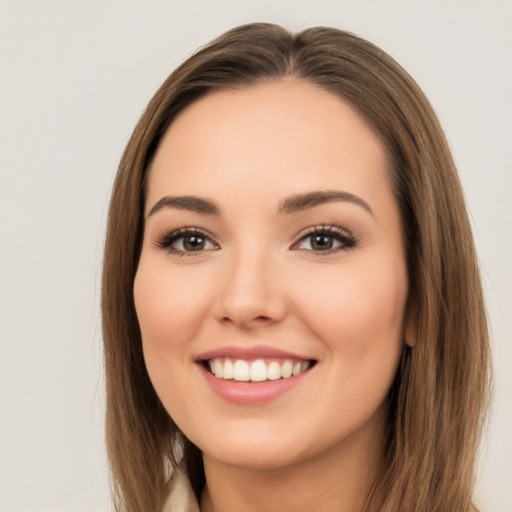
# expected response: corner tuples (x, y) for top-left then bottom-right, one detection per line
(1, 1), (510, 511)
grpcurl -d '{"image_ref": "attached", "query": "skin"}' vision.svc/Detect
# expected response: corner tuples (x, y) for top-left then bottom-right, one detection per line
(134, 79), (414, 512)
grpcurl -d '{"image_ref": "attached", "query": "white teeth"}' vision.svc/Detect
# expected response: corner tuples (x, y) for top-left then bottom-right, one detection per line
(281, 360), (293, 378)
(250, 359), (267, 382)
(208, 357), (312, 382)
(213, 359), (223, 378)
(267, 361), (281, 380)
(223, 358), (234, 379)
(233, 360), (250, 381)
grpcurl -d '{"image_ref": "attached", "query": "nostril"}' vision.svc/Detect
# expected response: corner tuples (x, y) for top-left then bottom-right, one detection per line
(219, 314), (277, 328)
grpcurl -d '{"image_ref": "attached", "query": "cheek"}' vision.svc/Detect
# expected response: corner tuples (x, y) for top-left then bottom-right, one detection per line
(293, 258), (408, 356)
(296, 258), (408, 426)
(133, 261), (215, 420)
(133, 262), (213, 347)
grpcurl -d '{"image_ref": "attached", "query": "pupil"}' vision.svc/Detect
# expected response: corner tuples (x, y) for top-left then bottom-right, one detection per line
(312, 234), (333, 250)
(184, 236), (204, 251)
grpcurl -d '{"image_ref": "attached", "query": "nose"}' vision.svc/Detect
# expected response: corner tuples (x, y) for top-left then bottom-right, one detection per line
(212, 249), (287, 329)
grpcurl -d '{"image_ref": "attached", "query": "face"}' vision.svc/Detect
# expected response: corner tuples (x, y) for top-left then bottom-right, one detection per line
(134, 80), (412, 471)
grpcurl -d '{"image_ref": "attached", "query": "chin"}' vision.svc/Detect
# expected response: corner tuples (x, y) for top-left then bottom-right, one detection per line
(187, 422), (308, 471)
(203, 444), (306, 472)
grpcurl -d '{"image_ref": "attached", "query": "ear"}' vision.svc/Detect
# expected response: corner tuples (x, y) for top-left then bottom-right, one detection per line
(404, 300), (418, 348)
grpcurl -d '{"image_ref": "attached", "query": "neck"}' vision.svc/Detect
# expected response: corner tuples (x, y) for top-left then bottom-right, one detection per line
(199, 415), (386, 512)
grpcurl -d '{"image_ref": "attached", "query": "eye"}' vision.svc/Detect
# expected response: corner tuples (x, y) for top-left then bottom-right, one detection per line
(292, 226), (357, 253)
(155, 227), (218, 255)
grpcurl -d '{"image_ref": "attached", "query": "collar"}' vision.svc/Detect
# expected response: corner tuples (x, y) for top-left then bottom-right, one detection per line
(162, 469), (200, 512)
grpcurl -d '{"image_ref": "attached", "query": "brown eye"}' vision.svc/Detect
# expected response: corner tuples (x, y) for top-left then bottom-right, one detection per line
(182, 235), (206, 251)
(293, 226), (357, 253)
(310, 234), (335, 251)
(156, 228), (217, 255)
(172, 233), (215, 253)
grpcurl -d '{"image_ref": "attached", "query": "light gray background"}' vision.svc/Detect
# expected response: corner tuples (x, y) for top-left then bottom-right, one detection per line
(1, 1), (510, 511)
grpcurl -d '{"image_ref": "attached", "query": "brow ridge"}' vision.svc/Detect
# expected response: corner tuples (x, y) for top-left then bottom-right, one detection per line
(278, 190), (373, 216)
(148, 196), (220, 217)
(148, 190), (372, 218)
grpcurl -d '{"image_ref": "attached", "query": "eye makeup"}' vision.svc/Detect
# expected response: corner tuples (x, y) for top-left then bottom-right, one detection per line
(153, 222), (359, 257)
(154, 226), (219, 256)
(291, 224), (359, 254)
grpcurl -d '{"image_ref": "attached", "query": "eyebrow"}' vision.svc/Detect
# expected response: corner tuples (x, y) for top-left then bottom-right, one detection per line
(148, 195), (220, 217)
(278, 190), (373, 216)
(148, 190), (373, 218)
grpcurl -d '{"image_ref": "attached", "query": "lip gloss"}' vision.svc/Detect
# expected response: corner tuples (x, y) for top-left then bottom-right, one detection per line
(197, 362), (311, 405)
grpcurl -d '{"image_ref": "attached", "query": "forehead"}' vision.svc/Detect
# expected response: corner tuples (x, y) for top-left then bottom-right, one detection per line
(146, 79), (391, 211)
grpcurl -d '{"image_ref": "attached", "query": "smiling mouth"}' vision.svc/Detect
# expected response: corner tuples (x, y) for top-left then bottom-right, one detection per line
(203, 357), (316, 382)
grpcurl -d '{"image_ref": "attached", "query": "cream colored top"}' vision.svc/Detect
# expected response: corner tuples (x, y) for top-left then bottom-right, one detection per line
(162, 469), (200, 512)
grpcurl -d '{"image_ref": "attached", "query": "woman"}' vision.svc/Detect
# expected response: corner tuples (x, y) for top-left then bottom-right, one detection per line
(102, 23), (491, 512)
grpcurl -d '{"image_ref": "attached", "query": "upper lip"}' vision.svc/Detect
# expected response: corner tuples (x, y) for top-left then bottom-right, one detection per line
(196, 345), (313, 362)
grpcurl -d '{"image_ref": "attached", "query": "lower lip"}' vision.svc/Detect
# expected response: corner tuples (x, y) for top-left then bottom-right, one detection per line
(198, 364), (311, 405)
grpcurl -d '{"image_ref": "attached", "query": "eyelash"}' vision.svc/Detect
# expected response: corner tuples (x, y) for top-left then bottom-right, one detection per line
(291, 225), (358, 254)
(154, 227), (218, 256)
(154, 225), (358, 256)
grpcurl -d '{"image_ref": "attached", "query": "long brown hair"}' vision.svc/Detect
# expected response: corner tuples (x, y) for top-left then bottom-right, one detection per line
(102, 23), (491, 512)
